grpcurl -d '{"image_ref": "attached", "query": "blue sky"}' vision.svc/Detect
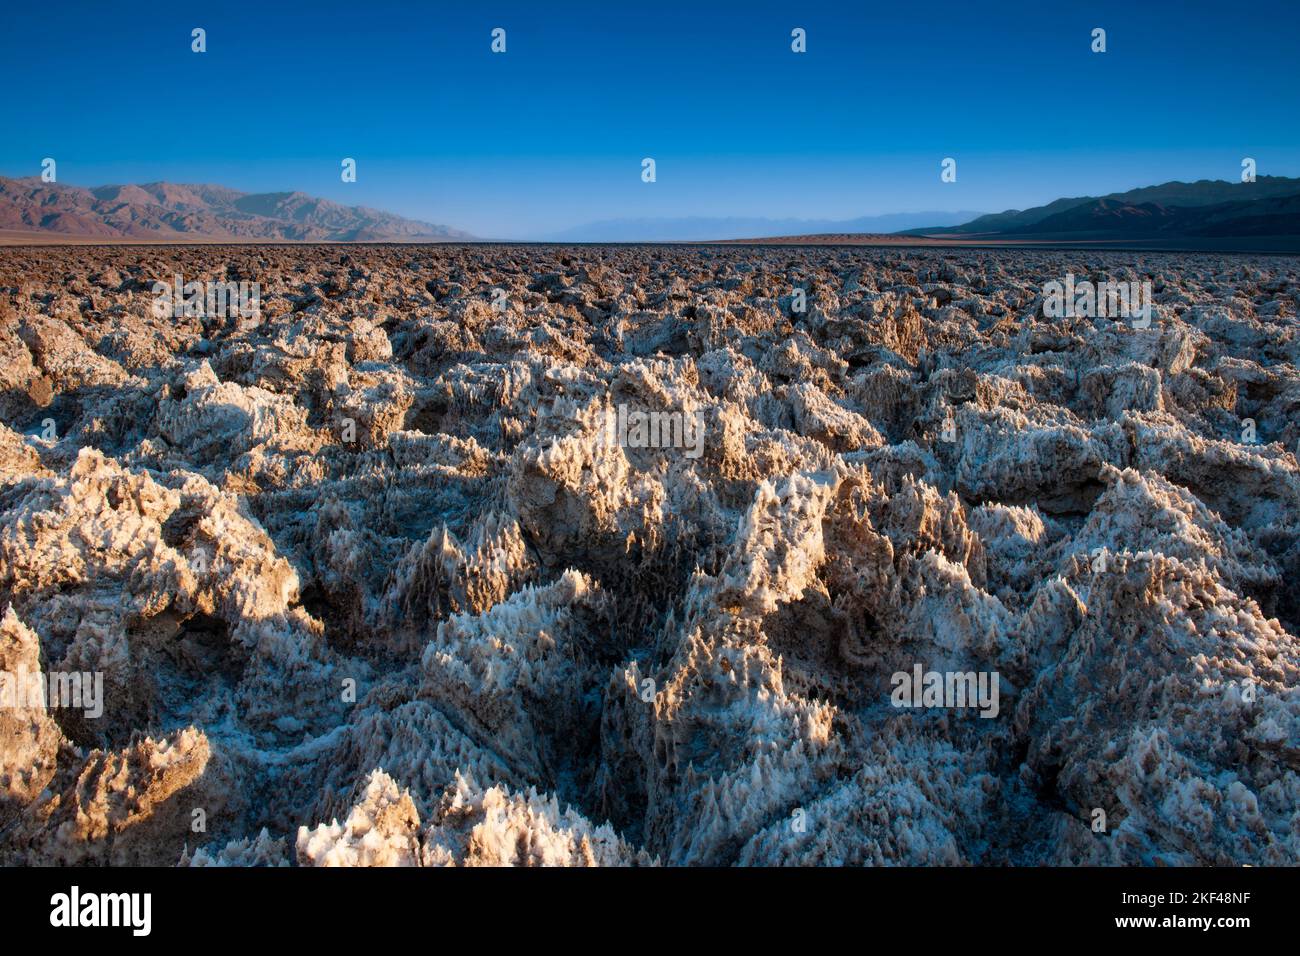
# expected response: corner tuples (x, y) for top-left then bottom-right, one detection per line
(2, 0), (1298, 238)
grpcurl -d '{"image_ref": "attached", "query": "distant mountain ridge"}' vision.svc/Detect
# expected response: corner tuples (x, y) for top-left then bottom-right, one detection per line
(0, 177), (472, 241)
(552, 211), (986, 242)
(7, 173), (1297, 247)
(903, 176), (1300, 244)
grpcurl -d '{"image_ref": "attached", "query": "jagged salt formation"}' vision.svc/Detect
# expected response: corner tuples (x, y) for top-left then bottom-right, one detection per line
(0, 244), (1296, 866)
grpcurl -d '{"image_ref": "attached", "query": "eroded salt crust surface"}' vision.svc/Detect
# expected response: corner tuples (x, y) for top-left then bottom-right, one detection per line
(0, 245), (1296, 866)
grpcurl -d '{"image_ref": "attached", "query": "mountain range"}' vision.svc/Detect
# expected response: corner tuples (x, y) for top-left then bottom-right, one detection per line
(549, 211), (987, 242)
(0, 177), (472, 241)
(901, 176), (1300, 248)
(3, 174), (1299, 249)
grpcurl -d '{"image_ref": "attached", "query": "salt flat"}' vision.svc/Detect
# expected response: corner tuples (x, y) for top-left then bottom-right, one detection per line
(0, 244), (1296, 866)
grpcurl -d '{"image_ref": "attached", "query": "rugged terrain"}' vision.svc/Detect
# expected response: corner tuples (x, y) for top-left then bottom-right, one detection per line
(0, 244), (1297, 866)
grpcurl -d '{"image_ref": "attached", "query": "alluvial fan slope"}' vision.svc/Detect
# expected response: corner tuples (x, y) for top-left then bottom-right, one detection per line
(0, 244), (1297, 866)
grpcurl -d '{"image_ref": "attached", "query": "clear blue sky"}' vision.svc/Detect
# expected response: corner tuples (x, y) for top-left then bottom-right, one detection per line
(2, 0), (1297, 238)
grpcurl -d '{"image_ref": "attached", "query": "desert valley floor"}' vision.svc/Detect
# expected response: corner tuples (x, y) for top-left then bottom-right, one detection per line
(0, 244), (1297, 866)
